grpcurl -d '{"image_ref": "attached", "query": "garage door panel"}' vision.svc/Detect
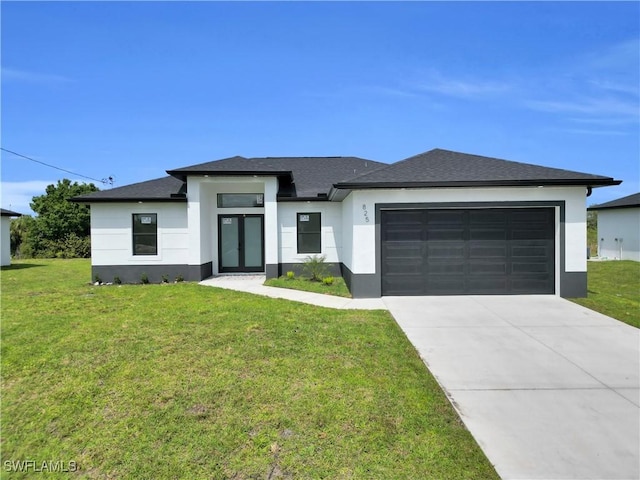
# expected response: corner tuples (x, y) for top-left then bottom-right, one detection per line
(383, 275), (424, 295)
(381, 208), (555, 296)
(426, 276), (466, 293)
(469, 243), (507, 258)
(469, 262), (507, 274)
(468, 276), (509, 293)
(427, 242), (465, 259)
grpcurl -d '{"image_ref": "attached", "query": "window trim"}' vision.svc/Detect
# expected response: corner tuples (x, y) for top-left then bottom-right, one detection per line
(132, 213), (158, 256)
(296, 212), (321, 254)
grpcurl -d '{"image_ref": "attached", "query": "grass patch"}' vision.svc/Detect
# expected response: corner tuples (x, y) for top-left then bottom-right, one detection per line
(264, 275), (352, 298)
(1, 259), (497, 479)
(570, 260), (640, 328)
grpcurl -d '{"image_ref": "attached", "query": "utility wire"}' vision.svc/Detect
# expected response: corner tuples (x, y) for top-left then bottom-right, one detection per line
(1, 147), (113, 186)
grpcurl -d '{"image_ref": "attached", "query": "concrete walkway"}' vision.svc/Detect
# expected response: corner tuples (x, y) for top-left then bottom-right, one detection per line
(199, 275), (386, 310)
(384, 295), (640, 480)
(200, 277), (639, 479)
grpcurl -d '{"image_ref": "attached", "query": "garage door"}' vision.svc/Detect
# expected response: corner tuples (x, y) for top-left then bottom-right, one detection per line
(381, 208), (555, 295)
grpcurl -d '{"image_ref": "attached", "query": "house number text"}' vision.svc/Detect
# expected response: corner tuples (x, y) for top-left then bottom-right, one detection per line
(362, 204), (370, 223)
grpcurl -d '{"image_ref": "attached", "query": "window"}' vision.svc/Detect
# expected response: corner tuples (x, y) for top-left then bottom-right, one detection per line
(297, 212), (321, 254)
(133, 214), (157, 255)
(217, 193), (264, 208)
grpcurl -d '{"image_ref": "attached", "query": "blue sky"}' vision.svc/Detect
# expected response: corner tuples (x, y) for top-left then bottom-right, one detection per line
(2, 1), (638, 214)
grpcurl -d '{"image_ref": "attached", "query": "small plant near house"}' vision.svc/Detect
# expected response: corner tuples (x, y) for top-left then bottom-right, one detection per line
(286, 271), (295, 280)
(113, 276), (122, 285)
(175, 274), (184, 283)
(140, 272), (150, 284)
(93, 274), (102, 285)
(302, 255), (329, 282)
(161, 274), (169, 284)
(322, 276), (335, 286)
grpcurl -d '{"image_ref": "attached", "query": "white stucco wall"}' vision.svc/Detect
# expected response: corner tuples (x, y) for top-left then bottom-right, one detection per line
(597, 208), (640, 261)
(278, 201), (343, 264)
(342, 186), (588, 284)
(1, 216), (11, 266)
(90, 202), (189, 266)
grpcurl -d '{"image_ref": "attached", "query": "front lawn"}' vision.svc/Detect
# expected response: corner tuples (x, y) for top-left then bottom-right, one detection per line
(264, 275), (352, 298)
(1, 260), (497, 479)
(571, 260), (640, 328)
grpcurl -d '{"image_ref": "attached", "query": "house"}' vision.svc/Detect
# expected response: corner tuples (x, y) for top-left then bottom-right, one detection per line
(72, 148), (620, 297)
(588, 192), (640, 262)
(1, 208), (22, 266)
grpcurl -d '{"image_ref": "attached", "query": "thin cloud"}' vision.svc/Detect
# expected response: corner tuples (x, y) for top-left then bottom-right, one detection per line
(526, 97), (639, 118)
(1, 67), (73, 84)
(411, 72), (511, 99)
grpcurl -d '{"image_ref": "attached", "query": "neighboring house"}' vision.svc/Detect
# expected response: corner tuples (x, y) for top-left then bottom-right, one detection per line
(72, 148), (620, 298)
(1, 208), (22, 266)
(588, 192), (640, 262)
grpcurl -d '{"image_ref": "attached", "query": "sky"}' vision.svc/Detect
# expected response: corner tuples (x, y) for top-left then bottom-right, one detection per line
(2, 1), (638, 214)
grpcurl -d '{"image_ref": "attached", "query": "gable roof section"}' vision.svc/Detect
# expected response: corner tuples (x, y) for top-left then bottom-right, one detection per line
(71, 176), (186, 203)
(168, 155), (387, 199)
(336, 149), (621, 189)
(588, 192), (640, 211)
(1, 208), (22, 217)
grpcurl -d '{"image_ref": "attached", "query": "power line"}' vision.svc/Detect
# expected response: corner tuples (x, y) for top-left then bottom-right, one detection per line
(1, 147), (114, 186)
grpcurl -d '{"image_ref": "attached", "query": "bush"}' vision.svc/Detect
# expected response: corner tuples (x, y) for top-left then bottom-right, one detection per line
(323, 276), (335, 286)
(161, 274), (169, 283)
(140, 272), (149, 284)
(302, 255), (329, 282)
(175, 274), (184, 283)
(286, 271), (295, 280)
(113, 276), (122, 285)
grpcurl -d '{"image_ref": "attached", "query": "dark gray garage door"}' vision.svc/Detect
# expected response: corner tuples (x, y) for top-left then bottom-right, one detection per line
(381, 208), (555, 295)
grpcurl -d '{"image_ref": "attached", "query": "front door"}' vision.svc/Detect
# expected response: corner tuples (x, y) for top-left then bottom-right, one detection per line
(218, 214), (264, 273)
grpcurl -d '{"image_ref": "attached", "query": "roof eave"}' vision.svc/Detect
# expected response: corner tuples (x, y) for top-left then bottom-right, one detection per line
(70, 197), (188, 204)
(588, 204), (640, 211)
(335, 179), (622, 190)
(167, 170), (293, 182)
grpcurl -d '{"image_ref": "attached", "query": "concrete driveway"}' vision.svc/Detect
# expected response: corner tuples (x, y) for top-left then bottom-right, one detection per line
(383, 295), (639, 480)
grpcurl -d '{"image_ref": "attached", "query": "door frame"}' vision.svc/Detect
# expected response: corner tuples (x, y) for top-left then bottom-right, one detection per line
(217, 214), (265, 273)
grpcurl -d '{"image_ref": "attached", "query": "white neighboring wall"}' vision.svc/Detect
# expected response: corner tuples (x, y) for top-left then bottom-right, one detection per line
(90, 202), (189, 266)
(1, 216), (11, 266)
(597, 208), (640, 261)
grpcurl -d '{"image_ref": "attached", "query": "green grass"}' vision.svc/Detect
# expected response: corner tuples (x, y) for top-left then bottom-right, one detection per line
(1, 260), (497, 479)
(571, 260), (640, 328)
(264, 275), (352, 298)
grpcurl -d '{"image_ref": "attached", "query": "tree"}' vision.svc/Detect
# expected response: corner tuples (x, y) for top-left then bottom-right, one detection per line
(10, 215), (36, 258)
(26, 179), (99, 258)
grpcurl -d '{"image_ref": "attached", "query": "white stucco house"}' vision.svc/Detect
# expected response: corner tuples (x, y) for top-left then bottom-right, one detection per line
(73, 148), (621, 297)
(1, 208), (22, 267)
(588, 192), (640, 262)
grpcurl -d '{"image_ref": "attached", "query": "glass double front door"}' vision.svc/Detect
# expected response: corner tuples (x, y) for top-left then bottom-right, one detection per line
(218, 214), (264, 272)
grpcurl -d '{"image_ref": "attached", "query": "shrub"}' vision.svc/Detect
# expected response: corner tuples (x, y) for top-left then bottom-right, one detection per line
(286, 271), (295, 280)
(140, 272), (149, 284)
(323, 276), (335, 286)
(113, 276), (122, 285)
(94, 274), (102, 285)
(161, 274), (169, 284)
(175, 274), (184, 283)
(302, 255), (329, 282)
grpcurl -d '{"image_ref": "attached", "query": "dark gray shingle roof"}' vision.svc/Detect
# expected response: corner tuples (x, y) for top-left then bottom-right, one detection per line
(588, 192), (640, 211)
(168, 156), (387, 198)
(1, 208), (22, 217)
(74, 148), (621, 203)
(337, 149), (620, 189)
(72, 176), (186, 203)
